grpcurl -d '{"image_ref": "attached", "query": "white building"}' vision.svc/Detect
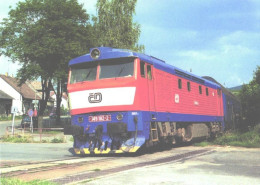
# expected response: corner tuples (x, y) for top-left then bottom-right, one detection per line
(0, 74), (41, 116)
(50, 91), (69, 110)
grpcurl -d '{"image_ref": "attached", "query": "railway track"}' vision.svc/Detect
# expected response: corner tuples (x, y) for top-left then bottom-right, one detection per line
(0, 156), (79, 168)
(1, 148), (214, 184)
(51, 148), (214, 184)
(1, 156), (116, 177)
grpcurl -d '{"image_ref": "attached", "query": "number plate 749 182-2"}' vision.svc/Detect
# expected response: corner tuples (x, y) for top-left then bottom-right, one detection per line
(88, 115), (111, 122)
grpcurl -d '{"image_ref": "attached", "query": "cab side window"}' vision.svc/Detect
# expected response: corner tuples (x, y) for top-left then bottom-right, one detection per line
(178, 79), (182, 89)
(187, 81), (191, 91)
(140, 61), (145, 77)
(199, 85), (202, 94)
(147, 65), (152, 80)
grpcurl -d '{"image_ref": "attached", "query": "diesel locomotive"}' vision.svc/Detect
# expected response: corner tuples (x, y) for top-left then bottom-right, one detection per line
(64, 47), (241, 154)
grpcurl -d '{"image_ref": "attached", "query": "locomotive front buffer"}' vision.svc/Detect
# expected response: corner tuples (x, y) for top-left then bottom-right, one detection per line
(64, 111), (146, 154)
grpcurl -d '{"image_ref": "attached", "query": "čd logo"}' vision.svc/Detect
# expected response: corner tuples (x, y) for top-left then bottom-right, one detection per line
(88, 93), (102, 103)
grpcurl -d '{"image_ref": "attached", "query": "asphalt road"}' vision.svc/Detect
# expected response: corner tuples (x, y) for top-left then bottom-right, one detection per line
(1, 142), (259, 185)
(0, 142), (73, 161)
(0, 120), (21, 136)
(85, 147), (260, 185)
(0, 118), (73, 162)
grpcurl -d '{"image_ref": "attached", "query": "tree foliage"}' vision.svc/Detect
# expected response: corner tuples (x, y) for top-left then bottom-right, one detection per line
(94, 0), (144, 52)
(0, 0), (144, 120)
(0, 0), (94, 116)
(239, 66), (260, 127)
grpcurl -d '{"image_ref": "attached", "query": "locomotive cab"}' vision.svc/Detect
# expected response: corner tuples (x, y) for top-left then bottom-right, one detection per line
(67, 57), (154, 114)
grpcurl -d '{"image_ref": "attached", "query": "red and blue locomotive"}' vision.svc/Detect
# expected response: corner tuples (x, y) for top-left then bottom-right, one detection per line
(64, 47), (241, 154)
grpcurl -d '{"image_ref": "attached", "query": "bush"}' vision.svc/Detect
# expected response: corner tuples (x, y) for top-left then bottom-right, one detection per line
(194, 124), (260, 148)
(61, 106), (69, 116)
(0, 135), (32, 143)
(213, 125), (260, 148)
(51, 137), (64, 143)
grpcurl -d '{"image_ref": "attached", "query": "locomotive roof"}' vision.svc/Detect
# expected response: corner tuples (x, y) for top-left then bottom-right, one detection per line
(69, 47), (220, 89)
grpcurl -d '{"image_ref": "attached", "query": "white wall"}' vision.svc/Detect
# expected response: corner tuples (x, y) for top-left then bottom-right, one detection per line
(51, 94), (68, 109)
(0, 77), (23, 115)
(61, 97), (68, 109)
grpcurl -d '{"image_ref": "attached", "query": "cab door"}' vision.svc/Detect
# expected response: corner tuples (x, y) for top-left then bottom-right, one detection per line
(146, 64), (155, 111)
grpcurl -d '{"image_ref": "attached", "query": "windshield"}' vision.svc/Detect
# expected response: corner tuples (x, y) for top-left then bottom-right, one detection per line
(99, 58), (134, 79)
(70, 63), (97, 84)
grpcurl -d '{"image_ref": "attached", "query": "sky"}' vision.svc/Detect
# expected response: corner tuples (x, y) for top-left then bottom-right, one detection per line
(0, 0), (259, 88)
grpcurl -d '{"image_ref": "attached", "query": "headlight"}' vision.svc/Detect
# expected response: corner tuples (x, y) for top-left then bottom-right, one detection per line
(90, 48), (100, 59)
(78, 117), (84, 123)
(116, 113), (123, 121)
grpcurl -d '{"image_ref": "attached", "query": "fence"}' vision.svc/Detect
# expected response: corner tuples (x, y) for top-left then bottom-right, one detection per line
(4, 126), (72, 143)
(41, 117), (71, 128)
(2, 117), (72, 143)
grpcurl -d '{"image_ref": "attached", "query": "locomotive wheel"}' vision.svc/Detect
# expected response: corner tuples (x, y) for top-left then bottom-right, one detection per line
(183, 125), (192, 142)
(176, 125), (193, 142)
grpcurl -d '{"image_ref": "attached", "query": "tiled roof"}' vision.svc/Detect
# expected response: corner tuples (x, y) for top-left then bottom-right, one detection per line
(0, 74), (41, 100)
(27, 81), (42, 98)
(29, 81), (42, 90)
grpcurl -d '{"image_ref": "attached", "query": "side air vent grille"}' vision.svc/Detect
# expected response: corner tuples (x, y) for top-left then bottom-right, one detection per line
(175, 69), (205, 84)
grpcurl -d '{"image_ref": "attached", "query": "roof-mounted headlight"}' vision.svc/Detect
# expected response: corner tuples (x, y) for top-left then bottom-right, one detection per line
(90, 48), (100, 59)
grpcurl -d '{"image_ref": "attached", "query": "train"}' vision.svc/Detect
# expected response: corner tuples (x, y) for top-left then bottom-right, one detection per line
(64, 47), (241, 154)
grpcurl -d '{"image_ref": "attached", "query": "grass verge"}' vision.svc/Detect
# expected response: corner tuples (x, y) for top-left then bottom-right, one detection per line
(0, 177), (57, 185)
(0, 135), (33, 143)
(50, 137), (64, 143)
(0, 115), (23, 121)
(194, 125), (260, 148)
(92, 168), (101, 172)
(0, 135), (66, 143)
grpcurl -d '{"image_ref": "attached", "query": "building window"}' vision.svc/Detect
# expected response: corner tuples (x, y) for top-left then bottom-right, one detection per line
(199, 85), (202, 94)
(206, 88), (209, 96)
(147, 65), (152, 80)
(187, 82), (191, 91)
(178, 79), (182, 89)
(140, 61), (145, 77)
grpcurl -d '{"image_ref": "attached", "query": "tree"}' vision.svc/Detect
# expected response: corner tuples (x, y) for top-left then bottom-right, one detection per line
(239, 66), (260, 127)
(94, 0), (144, 52)
(0, 0), (94, 120)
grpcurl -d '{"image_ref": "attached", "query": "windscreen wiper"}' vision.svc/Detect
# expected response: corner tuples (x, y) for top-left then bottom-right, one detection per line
(117, 66), (125, 78)
(85, 68), (93, 80)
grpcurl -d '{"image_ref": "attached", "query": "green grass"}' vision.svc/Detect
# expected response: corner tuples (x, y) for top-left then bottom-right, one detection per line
(194, 125), (260, 148)
(193, 141), (211, 147)
(213, 129), (260, 148)
(69, 136), (74, 142)
(0, 178), (57, 185)
(0, 135), (65, 143)
(0, 135), (33, 143)
(33, 130), (62, 134)
(50, 137), (64, 143)
(92, 168), (101, 172)
(0, 115), (23, 121)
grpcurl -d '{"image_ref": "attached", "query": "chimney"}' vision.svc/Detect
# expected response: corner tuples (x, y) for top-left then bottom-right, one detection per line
(5, 72), (8, 76)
